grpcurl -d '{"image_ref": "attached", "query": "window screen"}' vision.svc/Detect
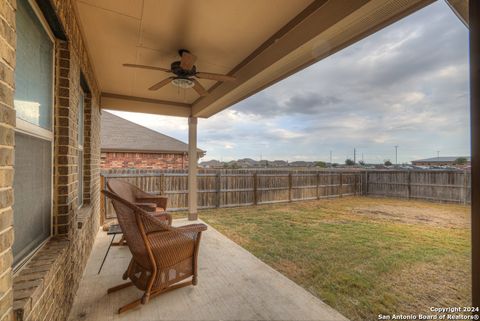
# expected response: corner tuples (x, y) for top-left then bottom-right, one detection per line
(14, 0), (53, 130)
(13, 132), (52, 266)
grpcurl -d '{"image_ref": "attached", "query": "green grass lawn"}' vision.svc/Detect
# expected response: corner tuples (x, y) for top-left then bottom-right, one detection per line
(191, 197), (471, 321)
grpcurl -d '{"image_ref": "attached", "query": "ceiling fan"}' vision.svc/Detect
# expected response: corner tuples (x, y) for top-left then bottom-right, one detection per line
(123, 49), (236, 96)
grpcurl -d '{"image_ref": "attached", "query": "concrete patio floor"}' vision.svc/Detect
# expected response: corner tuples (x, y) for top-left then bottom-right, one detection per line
(68, 219), (348, 321)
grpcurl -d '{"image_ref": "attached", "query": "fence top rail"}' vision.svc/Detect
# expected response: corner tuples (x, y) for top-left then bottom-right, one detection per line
(101, 169), (469, 179)
(366, 169), (469, 173)
(102, 173), (164, 178)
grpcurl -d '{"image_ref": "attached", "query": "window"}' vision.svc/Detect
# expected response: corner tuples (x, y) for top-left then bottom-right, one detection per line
(78, 90), (85, 208)
(13, 0), (54, 267)
(15, 0), (53, 132)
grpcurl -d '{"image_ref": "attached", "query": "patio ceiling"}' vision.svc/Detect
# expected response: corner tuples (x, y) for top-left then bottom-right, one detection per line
(74, 0), (434, 118)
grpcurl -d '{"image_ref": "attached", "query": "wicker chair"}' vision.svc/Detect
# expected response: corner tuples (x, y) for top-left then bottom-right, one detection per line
(107, 178), (172, 225)
(102, 189), (207, 313)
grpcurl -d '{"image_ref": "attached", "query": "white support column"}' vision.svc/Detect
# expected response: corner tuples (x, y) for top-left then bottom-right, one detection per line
(188, 117), (198, 220)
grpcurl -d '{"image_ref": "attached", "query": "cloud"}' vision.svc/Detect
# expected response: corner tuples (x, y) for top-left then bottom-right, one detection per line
(234, 91), (342, 116)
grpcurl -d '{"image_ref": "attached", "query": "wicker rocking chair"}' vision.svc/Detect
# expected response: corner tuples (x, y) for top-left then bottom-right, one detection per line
(107, 178), (172, 225)
(102, 189), (207, 313)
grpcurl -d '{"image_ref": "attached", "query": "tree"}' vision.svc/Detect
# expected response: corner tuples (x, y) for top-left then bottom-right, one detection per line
(358, 160), (365, 166)
(454, 157), (467, 165)
(384, 160), (392, 166)
(345, 159), (355, 166)
(315, 161), (326, 168)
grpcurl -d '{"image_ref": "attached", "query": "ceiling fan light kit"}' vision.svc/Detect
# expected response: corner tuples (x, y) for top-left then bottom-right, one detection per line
(124, 49), (236, 97)
(172, 78), (194, 89)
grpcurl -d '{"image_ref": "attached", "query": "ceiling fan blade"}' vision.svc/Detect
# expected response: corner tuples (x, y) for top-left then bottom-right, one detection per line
(123, 63), (171, 73)
(196, 72), (236, 82)
(180, 51), (197, 70)
(192, 79), (208, 96)
(148, 77), (174, 91)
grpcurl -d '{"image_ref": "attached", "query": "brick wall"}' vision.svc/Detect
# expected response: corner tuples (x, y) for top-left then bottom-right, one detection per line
(101, 151), (188, 170)
(0, 0), (16, 320)
(2, 0), (103, 320)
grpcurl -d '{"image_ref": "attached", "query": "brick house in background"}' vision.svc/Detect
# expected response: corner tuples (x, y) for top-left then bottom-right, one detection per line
(101, 111), (205, 170)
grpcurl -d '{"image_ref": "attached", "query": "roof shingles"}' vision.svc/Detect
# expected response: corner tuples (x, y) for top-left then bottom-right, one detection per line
(101, 111), (204, 155)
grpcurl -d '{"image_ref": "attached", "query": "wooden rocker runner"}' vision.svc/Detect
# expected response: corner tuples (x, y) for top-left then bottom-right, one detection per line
(102, 189), (207, 314)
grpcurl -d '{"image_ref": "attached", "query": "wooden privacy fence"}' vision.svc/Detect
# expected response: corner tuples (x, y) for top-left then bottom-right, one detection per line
(100, 169), (471, 219)
(365, 170), (471, 204)
(101, 169), (363, 219)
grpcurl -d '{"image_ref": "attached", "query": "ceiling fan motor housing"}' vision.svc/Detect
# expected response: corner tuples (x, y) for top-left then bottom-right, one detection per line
(171, 61), (196, 77)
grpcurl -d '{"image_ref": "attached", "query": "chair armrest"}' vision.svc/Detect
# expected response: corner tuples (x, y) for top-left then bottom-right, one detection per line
(152, 212), (173, 226)
(135, 195), (168, 210)
(176, 223), (208, 234)
(133, 202), (157, 212)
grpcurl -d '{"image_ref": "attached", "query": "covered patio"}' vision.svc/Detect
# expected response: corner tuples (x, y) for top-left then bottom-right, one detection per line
(68, 219), (347, 321)
(0, 0), (478, 320)
(75, 0), (445, 222)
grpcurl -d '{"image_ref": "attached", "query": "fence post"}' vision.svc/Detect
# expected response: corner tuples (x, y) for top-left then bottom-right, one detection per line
(407, 170), (412, 199)
(316, 172), (320, 200)
(253, 173), (258, 205)
(288, 173), (293, 202)
(339, 173), (343, 197)
(365, 171), (369, 196)
(354, 173), (357, 196)
(100, 175), (105, 225)
(159, 173), (165, 195)
(463, 170), (468, 205)
(216, 172), (221, 208)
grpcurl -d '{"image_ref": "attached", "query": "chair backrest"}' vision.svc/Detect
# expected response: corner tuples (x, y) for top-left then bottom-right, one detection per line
(103, 189), (153, 269)
(107, 179), (137, 203)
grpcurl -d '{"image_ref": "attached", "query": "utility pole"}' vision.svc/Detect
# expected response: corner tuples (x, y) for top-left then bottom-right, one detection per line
(362, 153), (364, 162)
(437, 151), (440, 159)
(329, 151), (332, 164)
(395, 145), (399, 165)
(354, 148), (356, 164)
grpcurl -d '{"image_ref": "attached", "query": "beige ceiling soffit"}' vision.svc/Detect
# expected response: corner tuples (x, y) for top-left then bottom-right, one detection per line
(192, 0), (433, 118)
(100, 93), (192, 117)
(446, 0), (469, 27)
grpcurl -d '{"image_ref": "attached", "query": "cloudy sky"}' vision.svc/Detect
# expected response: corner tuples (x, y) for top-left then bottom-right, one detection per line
(108, 1), (470, 164)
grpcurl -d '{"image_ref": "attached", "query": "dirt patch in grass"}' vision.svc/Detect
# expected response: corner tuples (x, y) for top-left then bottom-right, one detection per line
(351, 203), (469, 228)
(198, 196), (471, 321)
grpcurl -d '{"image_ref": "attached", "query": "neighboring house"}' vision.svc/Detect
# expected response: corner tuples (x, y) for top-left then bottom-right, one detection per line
(411, 156), (471, 167)
(101, 111), (205, 170)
